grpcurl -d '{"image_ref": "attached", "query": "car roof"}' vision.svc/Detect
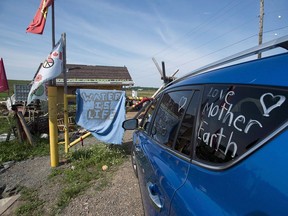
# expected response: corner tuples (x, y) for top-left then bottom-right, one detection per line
(170, 52), (288, 88)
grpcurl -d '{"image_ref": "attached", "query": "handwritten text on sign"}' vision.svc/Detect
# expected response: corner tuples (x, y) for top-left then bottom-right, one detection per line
(197, 87), (286, 158)
(80, 92), (122, 120)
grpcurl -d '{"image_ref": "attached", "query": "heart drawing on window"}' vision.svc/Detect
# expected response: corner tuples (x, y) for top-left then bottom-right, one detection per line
(260, 93), (286, 117)
(178, 96), (187, 112)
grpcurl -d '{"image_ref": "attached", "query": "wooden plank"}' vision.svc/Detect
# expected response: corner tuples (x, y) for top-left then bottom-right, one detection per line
(0, 194), (21, 215)
(16, 112), (34, 146)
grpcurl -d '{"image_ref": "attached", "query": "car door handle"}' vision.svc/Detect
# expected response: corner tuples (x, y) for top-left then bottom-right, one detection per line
(147, 182), (163, 212)
(135, 137), (142, 152)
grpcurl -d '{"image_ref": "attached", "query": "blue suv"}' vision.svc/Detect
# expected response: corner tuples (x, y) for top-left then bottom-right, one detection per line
(123, 35), (288, 215)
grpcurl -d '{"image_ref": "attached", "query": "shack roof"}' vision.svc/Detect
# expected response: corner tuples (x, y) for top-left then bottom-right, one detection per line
(56, 64), (134, 86)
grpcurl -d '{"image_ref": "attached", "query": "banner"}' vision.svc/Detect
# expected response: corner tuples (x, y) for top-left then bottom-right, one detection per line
(76, 89), (126, 144)
(27, 37), (63, 104)
(0, 58), (9, 92)
(26, 0), (53, 34)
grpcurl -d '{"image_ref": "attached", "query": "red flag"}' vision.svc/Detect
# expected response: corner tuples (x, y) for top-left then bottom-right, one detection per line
(0, 58), (9, 92)
(26, 0), (53, 34)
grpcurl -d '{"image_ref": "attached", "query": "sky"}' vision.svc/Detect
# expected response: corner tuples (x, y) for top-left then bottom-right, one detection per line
(0, 0), (288, 88)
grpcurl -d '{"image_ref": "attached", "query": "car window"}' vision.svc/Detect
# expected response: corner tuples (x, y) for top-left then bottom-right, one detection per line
(151, 91), (192, 147)
(139, 97), (159, 132)
(174, 91), (200, 156)
(195, 85), (288, 166)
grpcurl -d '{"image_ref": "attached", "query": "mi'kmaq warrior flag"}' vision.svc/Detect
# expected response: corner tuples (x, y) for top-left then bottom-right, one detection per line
(27, 38), (63, 105)
(0, 58), (9, 93)
(26, 0), (53, 34)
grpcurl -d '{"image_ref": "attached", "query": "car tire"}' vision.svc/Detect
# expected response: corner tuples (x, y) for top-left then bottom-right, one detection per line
(131, 148), (138, 178)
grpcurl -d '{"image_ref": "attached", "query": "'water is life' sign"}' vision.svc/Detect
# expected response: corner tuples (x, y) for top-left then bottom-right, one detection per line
(76, 89), (126, 144)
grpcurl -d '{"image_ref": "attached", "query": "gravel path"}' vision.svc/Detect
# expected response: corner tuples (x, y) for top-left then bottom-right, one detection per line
(1, 157), (143, 216)
(61, 160), (143, 216)
(0, 156), (51, 192)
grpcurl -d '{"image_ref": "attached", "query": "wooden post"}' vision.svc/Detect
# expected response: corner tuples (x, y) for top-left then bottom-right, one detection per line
(62, 33), (70, 153)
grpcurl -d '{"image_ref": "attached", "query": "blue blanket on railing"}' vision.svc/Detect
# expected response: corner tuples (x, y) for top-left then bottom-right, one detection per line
(75, 89), (126, 144)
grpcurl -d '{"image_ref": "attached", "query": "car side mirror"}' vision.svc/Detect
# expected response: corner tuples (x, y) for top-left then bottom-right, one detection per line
(122, 119), (138, 130)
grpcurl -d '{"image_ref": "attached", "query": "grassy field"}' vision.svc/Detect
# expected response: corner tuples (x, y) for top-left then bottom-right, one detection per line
(0, 80), (158, 101)
(124, 87), (157, 98)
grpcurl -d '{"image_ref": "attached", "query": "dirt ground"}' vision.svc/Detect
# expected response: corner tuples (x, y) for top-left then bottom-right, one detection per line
(0, 112), (144, 216)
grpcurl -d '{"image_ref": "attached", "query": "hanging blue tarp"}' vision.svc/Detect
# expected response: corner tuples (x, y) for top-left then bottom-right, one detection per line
(76, 89), (126, 144)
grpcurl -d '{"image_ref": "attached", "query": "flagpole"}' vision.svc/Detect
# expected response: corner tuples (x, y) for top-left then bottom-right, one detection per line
(51, 0), (56, 86)
(51, 0), (55, 48)
(48, 0), (58, 167)
(26, 0), (59, 166)
(62, 32), (70, 153)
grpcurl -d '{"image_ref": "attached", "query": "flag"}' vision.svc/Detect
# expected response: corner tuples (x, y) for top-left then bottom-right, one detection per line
(26, 0), (53, 34)
(29, 83), (48, 102)
(76, 89), (126, 144)
(0, 58), (9, 92)
(27, 37), (63, 104)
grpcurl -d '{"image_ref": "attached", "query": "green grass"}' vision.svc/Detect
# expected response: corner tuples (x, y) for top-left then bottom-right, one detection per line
(0, 138), (50, 164)
(16, 187), (45, 216)
(125, 87), (157, 98)
(0, 115), (14, 135)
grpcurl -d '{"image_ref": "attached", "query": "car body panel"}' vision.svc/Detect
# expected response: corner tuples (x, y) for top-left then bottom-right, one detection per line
(134, 130), (190, 215)
(170, 129), (288, 215)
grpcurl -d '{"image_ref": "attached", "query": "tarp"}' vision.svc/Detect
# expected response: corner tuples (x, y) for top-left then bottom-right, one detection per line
(76, 89), (126, 144)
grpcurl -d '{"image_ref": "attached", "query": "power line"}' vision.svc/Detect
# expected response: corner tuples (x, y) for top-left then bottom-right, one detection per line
(152, 0), (244, 57)
(174, 34), (257, 69)
(152, 1), (255, 65)
(169, 25), (288, 71)
(164, 17), (257, 65)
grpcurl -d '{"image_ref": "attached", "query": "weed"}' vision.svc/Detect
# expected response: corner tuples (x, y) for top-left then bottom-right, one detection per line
(0, 138), (50, 164)
(0, 115), (14, 135)
(16, 187), (44, 216)
(57, 182), (88, 209)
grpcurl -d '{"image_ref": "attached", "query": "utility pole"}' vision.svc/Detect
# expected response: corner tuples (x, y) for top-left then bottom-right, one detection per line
(258, 0), (264, 59)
